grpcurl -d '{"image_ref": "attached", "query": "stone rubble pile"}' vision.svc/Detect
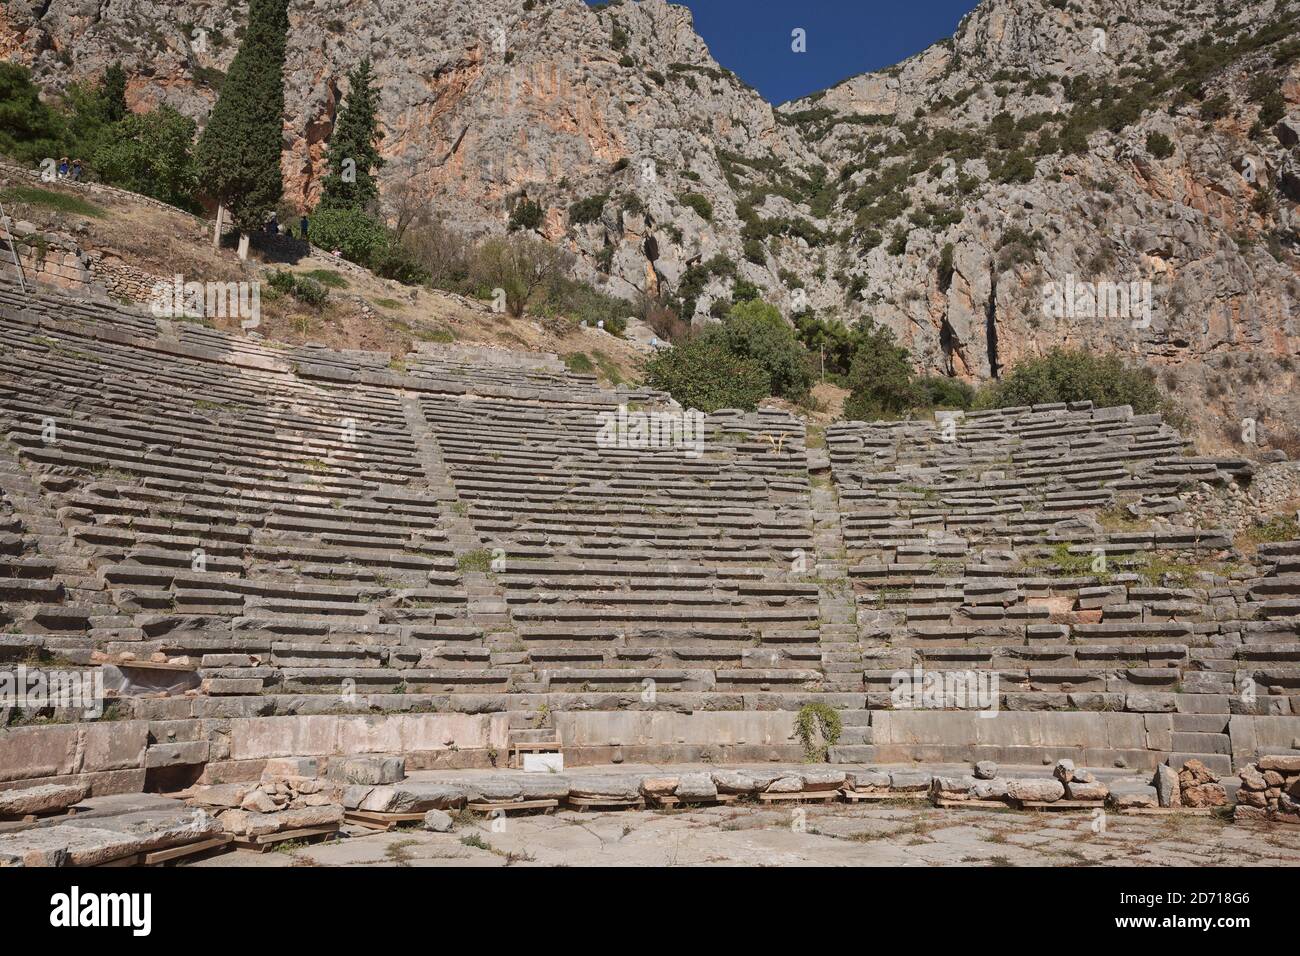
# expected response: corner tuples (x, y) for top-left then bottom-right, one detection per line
(1234, 755), (1300, 824)
(189, 757), (344, 837)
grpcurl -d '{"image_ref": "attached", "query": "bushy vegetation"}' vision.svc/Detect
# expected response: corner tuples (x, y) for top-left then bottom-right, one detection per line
(268, 269), (329, 307)
(643, 336), (770, 412)
(709, 299), (813, 402)
(975, 349), (1165, 414)
(0, 62), (200, 211)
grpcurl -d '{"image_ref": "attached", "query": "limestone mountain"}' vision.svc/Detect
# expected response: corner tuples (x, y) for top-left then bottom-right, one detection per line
(4, 0), (1299, 448)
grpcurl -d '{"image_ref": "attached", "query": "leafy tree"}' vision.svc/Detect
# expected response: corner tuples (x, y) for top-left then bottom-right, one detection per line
(318, 58), (384, 211)
(712, 299), (813, 401)
(471, 235), (570, 316)
(842, 318), (922, 419)
(0, 64), (66, 164)
(308, 206), (389, 263)
(975, 349), (1164, 414)
(195, 0), (289, 233)
(91, 106), (200, 211)
(644, 336), (770, 412)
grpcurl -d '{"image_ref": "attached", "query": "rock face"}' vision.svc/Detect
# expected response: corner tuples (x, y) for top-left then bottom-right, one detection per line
(5, 0), (1299, 444)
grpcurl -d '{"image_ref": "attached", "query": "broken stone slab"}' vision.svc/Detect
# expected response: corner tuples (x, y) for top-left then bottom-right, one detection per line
(1066, 780), (1109, 801)
(1259, 755), (1300, 773)
(932, 775), (978, 798)
(219, 804), (341, 836)
(1052, 759), (1075, 783)
(341, 785), (373, 810)
(0, 807), (221, 866)
(639, 776), (679, 797)
(799, 769), (847, 791)
(972, 779), (1010, 801)
(0, 783), (88, 817)
(260, 757), (319, 784)
(188, 783), (252, 810)
(1109, 781), (1159, 809)
(1154, 764), (1182, 808)
(711, 770), (762, 794)
(766, 775), (804, 793)
(423, 808), (453, 832)
(676, 773), (718, 800)
(1006, 778), (1066, 803)
(973, 761), (998, 780)
(517, 776), (569, 801)
(325, 756), (405, 786)
(849, 769), (892, 792)
(466, 778), (523, 803)
(566, 776), (641, 800)
(888, 771), (933, 791)
(358, 782), (466, 813)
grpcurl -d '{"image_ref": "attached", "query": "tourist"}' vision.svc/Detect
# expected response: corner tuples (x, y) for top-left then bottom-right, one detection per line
(70, 159), (83, 182)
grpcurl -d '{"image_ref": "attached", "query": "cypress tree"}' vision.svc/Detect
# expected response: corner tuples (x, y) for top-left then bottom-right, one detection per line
(100, 63), (128, 124)
(195, 0), (289, 235)
(317, 58), (383, 211)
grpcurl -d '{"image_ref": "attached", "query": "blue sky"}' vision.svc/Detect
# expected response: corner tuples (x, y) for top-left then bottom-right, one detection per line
(590, 0), (982, 104)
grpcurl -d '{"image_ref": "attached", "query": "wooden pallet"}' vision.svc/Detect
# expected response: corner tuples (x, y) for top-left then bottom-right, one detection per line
(344, 810), (428, 831)
(758, 790), (840, 804)
(1120, 806), (1218, 817)
(232, 824), (340, 852)
(933, 797), (1010, 810)
(841, 789), (928, 803)
(466, 798), (560, 815)
(144, 834), (233, 865)
(646, 793), (739, 808)
(1016, 799), (1105, 811)
(95, 833), (234, 867)
(567, 795), (644, 811)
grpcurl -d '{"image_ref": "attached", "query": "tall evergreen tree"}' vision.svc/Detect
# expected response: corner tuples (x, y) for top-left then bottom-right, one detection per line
(317, 58), (383, 211)
(195, 0), (288, 235)
(100, 63), (128, 124)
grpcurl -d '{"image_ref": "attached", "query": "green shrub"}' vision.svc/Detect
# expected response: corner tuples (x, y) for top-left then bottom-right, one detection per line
(1145, 132), (1175, 159)
(715, 299), (813, 402)
(267, 269), (329, 308)
(842, 318), (922, 419)
(975, 349), (1165, 414)
(309, 207), (388, 264)
(643, 336), (770, 412)
(794, 702), (842, 762)
(916, 375), (974, 409)
(508, 198), (543, 232)
(678, 191), (713, 222)
(568, 193), (608, 225)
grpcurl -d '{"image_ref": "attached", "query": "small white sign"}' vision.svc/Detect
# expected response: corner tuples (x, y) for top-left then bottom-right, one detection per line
(523, 753), (563, 773)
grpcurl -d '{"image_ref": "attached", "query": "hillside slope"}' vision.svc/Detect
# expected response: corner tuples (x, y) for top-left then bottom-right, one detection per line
(4, 0), (1298, 450)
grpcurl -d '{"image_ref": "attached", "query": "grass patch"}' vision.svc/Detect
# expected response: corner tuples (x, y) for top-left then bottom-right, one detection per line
(300, 269), (349, 289)
(1, 185), (105, 218)
(563, 352), (595, 375)
(457, 549), (493, 573)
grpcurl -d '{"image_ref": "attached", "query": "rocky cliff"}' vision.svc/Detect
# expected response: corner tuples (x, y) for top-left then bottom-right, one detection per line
(4, 0), (1299, 449)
